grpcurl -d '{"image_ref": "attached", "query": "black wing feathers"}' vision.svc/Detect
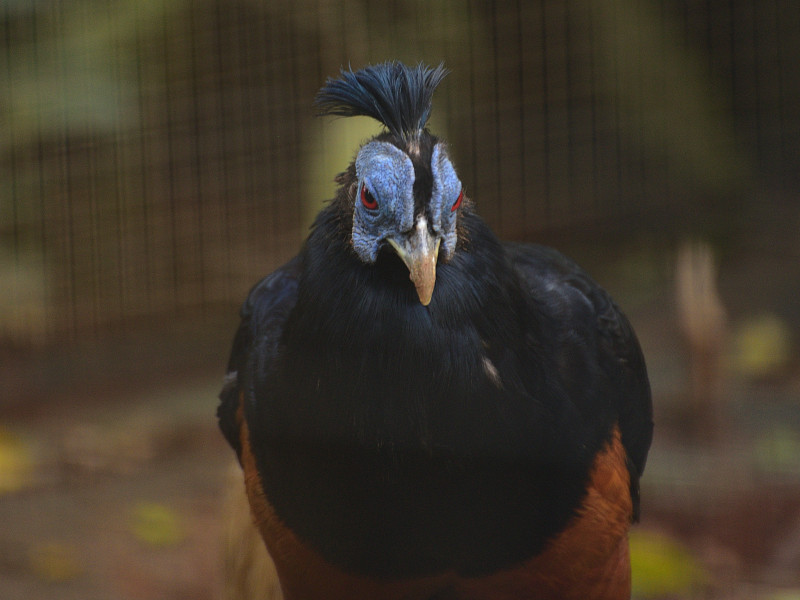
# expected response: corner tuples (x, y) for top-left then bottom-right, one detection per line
(315, 61), (448, 142)
(506, 243), (653, 518)
(217, 257), (301, 459)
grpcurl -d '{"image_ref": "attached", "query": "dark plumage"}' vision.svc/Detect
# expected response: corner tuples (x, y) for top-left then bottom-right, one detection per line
(219, 61), (653, 600)
(315, 61), (448, 142)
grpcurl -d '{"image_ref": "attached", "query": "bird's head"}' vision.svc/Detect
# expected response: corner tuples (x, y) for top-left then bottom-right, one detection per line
(316, 62), (464, 306)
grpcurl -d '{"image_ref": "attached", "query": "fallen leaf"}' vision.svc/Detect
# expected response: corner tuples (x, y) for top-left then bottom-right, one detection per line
(28, 541), (83, 582)
(630, 529), (708, 598)
(130, 501), (185, 548)
(731, 313), (792, 379)
(0, 427), (34, 494)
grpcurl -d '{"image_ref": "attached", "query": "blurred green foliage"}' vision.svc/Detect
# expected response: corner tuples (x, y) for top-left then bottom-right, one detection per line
(130, 501), (185, 548)
(731, 313), (793, 380)
(630, 529), (709, 598)
(1, 0), (187, 146)
(27, 540), (84, 582)
(0, 0), (791, 342)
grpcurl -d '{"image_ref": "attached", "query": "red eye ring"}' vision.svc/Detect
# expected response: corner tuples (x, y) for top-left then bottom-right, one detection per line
(360, 184), (378, 210)
(451, 188), (464, 212)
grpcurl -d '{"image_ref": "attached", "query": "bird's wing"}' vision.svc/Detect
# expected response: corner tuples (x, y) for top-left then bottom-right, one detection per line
(506, 242), (653, 517)
(217, 255), (302, 460)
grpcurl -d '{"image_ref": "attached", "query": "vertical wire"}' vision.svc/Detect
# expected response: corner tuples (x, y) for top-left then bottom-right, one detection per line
(440, 0), (454, 149)
(134, 0), (153, 315)
(110, 0), (127, 327)
(565, 0), (575, 213)
(516, 0), (528, 229)
(610, 0), (623, 212)
(81, 2), (100, 336)
(214, 0), (234, 303)
(489, 0), (503, 231)
(52, 4), (79, 340)
(238, 5), (256, 276)
(32, 5), (51, 339)
(751, 0), (762, 181)
(188, 0), (207, 311)
(263, 5), (279, 262)
(288, 4), (302, 254)
(161, 0), (180, 313)
(466, 0), (479, 206)
(772, 0), (787, 192)
(312, 0), (323, 88)
(540, 0), (551, 220)
(728, 0), (737, 147)
(363, 0), (374, 58)
(634, 0), (646, 210)
(587, 0), (600, 209)
(4, 3), (21, 326)
(660, 0), (674, 212)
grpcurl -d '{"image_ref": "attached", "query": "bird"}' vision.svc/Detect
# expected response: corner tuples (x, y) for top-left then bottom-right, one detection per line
(218, 61), (653, 600)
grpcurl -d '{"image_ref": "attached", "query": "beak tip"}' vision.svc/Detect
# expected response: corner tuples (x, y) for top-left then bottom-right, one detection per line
(410, 261), (436, 307)
(417, 290), (433, 306)
(388, 230), (440, 307)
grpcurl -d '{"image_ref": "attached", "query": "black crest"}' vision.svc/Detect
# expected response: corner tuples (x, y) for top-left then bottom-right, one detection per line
(315, 61), (448, 143)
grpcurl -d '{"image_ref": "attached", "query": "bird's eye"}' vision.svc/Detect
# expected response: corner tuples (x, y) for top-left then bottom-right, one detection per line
(451, 188), (464, 212)
(360, 184), (378, 210)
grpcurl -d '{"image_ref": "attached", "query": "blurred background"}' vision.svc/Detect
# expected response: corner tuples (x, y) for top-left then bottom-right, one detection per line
(1, 0), (798, 598)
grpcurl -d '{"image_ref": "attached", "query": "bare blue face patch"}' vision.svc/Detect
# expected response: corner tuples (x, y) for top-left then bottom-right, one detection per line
(430, 143), (461, 260)
(352, 141), (415, 263)
(349, 141), (462, 268)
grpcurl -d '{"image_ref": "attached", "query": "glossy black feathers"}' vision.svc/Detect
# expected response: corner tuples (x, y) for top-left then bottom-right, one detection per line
(219, 205), (653, 577)
(219, 61), (653, 581)
(315, 61), (448, 142)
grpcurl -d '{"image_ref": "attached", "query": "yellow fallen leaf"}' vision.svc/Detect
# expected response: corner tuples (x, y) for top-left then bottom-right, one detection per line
(768, 591), (800, 600)
(0, 427), (34, 494)
(630, 530), (708, 598)
(755, 426), (800, 473)
(130, 501), (185, 547)
(28, 541), (83, 582)
(731, 313), (792, 378)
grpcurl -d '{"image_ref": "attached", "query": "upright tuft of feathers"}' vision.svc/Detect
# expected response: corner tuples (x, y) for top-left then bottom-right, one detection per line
(315, 61), (448, 143)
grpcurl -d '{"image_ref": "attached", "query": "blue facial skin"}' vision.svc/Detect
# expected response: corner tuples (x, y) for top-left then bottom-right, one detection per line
(351, 141), (462, 265)
(353, 141), (416, 263)
(430, 143), (461, 261)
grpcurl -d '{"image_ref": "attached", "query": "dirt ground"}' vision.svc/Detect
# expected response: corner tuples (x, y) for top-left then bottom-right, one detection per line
(2, 236), (800, 600)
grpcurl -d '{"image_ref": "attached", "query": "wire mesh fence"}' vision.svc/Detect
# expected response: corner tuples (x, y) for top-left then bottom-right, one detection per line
(1, 0), (798, 346)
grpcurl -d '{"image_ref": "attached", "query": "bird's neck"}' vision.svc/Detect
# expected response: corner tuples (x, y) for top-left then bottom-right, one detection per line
(272, 209), (528, 446)
(300, 211), (513, 348)
(245, 208), (587, 578)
